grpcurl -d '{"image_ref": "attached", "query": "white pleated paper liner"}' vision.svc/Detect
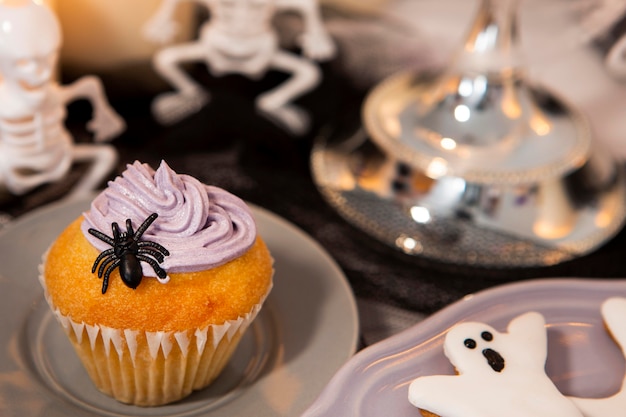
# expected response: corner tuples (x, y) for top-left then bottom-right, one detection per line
(38, 251), (272, 406)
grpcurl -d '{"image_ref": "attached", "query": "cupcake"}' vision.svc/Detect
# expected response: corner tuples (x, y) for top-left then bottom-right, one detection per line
(39, 161), (274, 406)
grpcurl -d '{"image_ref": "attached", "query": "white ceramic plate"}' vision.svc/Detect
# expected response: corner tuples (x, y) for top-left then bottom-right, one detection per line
(302, 278), (626, 417)
(0, 197), (358, 417)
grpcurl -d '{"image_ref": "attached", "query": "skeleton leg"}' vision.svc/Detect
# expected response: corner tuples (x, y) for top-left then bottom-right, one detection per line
(151, 42), (210, 125)
(255, 51), (321, 135)
(0, 161), (6, 193)
(1, 173), (44, 195)
(6, 172), (57, 195)
(69, 144), (118, 199)
(0, 147), (72, 195)
(606, 33), (626, 80)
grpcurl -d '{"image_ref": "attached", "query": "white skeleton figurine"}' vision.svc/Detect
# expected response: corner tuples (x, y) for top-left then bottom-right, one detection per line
(576, 0), (626, 80)
(605, 35), (626, 80)
(143, 0), (336, 134)
(0, 1), (125, 198)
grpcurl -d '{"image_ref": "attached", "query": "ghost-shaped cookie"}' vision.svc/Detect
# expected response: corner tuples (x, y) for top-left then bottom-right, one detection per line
(569, 297), (626, 416)
(408, 312), (583, 417)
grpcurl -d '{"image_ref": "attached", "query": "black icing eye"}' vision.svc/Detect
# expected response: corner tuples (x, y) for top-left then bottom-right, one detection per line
(481, 331), (493, 341)
(464, 338), (477, 349)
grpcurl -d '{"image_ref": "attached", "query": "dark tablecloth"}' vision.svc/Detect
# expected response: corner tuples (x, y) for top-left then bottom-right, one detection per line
(3, 62), (626, 348)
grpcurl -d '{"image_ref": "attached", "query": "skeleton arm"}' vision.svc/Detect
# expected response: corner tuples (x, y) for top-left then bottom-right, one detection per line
(277, 0), (336, 61)
(143, 0), (197, 44)
(60, 76), (126, 142)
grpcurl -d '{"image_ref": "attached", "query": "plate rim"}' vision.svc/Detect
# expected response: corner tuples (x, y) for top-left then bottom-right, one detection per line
(302, 277), (626, 416)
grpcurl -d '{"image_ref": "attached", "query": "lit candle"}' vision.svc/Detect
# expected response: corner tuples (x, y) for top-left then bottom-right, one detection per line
(53, 0), (196, 95)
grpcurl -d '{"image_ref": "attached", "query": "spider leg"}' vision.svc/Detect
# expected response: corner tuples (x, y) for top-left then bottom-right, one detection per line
(137, 254), (168, 279)
(135, 213), (158, 240)
(98, 254), (118, 278)
(126, 218), (135, 239)
(102, 259), (121, 294)
(138, 247), (165, 263)
(138, 241), (170, 257)
(91, 248), (114, 273)
(138, 240), (169, 255)
(88, 228), (115, 246)
(112, 222), (121, 241)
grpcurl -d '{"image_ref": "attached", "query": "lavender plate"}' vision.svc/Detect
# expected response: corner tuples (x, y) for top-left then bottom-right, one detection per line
(302, 278), (626, 417)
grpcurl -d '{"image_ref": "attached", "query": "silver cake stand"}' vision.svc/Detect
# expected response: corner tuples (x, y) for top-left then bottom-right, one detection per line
(311, 0), (626, 267)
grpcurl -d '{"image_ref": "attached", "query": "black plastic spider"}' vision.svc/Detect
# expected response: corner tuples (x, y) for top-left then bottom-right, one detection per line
(88, 213), (170, 294)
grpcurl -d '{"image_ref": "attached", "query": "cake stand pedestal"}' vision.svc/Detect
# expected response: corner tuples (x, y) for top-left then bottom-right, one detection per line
(311, 0), (626, 267)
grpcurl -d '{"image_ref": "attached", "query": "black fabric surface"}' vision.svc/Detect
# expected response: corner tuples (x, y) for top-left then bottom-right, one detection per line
(3, 62), (626, 321)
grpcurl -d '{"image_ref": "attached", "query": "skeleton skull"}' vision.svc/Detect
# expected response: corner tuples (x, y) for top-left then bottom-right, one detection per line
(0, 1), (60, 107)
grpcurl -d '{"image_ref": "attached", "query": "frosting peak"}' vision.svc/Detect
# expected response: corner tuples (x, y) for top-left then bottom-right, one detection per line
(82, 161), (257, 277)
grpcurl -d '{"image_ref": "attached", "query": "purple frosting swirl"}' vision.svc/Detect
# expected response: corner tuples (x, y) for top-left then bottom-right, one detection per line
(81, 161), (257, 276)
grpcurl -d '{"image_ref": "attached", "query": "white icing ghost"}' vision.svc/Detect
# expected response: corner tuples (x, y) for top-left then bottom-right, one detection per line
(408, 312), (583, 417)
(569, 297), (626, 416)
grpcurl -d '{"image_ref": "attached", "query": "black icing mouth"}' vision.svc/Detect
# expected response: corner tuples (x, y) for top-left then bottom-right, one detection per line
(482, 348), (505, 372)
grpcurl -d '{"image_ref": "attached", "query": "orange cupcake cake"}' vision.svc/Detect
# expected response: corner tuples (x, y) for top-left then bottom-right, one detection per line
(39, 161), (273, 406)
